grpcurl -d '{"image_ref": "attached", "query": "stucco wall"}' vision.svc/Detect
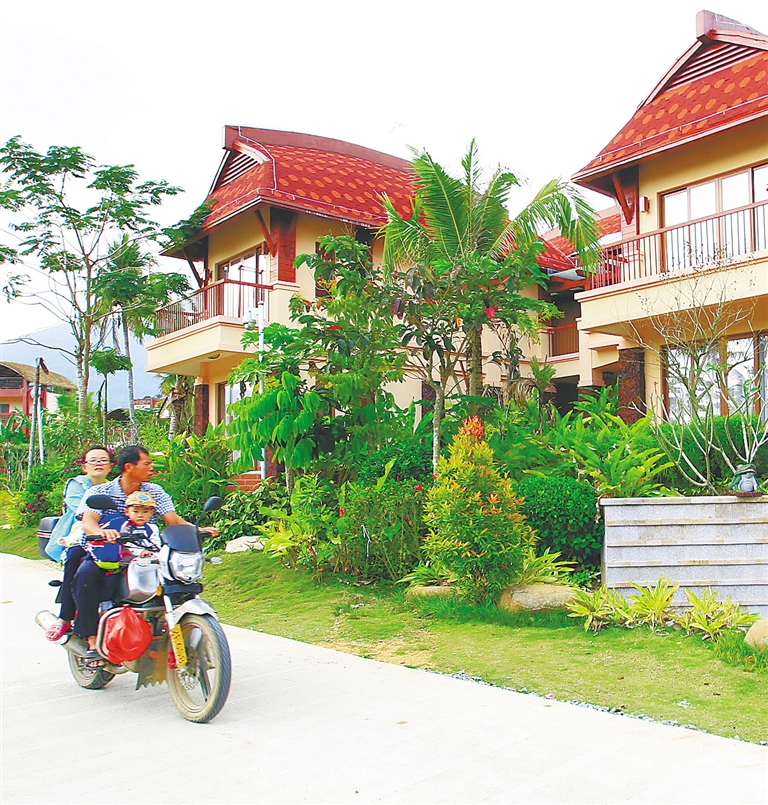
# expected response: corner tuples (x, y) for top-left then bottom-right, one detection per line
(602, 496), (768, 617)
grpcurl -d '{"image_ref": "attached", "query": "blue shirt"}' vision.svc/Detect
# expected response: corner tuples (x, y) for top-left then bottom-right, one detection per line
(76, 477), (175, 540)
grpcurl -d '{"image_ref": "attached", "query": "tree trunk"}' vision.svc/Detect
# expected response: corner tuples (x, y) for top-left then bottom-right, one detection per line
(77, 312), (93, 425)
(122, 311), (138, 442)
(467, 325), (484, 399)
(431, 384), (444, 474)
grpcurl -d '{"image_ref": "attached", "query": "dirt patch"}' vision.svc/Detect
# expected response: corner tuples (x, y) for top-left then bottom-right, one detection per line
(330, 635), (437, 669)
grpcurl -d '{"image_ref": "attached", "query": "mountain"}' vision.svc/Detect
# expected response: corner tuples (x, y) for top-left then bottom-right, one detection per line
(0, 323), (161, 408)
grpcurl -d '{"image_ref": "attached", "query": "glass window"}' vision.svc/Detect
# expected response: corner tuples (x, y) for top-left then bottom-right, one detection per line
(721, 172), (749, 211)
(662, 165), (768, 269)
(726, 338), (755, 411)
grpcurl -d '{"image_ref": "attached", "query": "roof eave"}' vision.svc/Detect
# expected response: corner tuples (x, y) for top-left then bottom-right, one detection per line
(572, 108), (768, 191)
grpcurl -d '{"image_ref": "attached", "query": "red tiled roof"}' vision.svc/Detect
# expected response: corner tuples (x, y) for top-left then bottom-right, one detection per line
(538, 210), (622, 271)
(203, 128), (414, 230)
(574, 13), (768, 189)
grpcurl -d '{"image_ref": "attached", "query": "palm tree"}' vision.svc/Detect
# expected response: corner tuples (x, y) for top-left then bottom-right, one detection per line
(384, 141), (600, 399)
(96, 236), (188, 440)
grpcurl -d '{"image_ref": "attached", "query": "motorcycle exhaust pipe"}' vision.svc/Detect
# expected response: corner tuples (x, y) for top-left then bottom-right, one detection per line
(35, 611), (70, 645)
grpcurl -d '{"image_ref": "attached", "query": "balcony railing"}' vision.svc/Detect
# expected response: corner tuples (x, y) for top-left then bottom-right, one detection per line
(594, 199), (768, 288)
(156, 279), (270, 337)
(549, 323), (578, 356)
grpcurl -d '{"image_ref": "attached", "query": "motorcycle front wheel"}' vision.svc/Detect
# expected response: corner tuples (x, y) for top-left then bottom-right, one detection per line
(166, 613), (231, 723)
(68, 652), (115, 690)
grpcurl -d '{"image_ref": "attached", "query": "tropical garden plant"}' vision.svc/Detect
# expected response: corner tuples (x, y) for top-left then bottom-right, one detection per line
(423, 417), (536, 602)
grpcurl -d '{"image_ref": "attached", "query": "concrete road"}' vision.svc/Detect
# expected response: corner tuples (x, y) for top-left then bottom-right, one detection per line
(2, 553), (766, 805)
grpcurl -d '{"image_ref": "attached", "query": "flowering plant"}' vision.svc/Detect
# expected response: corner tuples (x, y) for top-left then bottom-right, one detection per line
(424, 418), (535, 602)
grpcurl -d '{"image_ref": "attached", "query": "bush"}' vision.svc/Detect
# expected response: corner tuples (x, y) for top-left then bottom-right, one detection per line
(646, 416), (768, 492)
(354, 438), (433, 485)
(14, 460), (69, 526)
(151, 425), (231, 520)
(339, 479), (427, 580)
(210, 479), (289, 551)
(424, 417), (535, 603)
(514, 476), (603, 566)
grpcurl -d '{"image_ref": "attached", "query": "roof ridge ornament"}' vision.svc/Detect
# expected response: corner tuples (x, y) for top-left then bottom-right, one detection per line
(696, 10), (768, 48)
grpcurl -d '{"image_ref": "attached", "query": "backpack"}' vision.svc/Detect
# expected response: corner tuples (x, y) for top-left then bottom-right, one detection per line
(85, 540), (123, 571)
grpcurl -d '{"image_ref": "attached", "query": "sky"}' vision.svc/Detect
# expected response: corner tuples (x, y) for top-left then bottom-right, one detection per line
(1, 0), (767, 344)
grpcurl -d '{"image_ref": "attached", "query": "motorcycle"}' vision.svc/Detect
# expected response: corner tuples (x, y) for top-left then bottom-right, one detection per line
(36, 494), (231, 723)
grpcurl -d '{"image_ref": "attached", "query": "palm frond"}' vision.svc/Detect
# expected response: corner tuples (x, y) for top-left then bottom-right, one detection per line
(410, 150), (468, 260)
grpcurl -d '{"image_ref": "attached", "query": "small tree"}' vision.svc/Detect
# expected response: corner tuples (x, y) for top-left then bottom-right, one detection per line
(630, 273), (767, 492)
(0, 137), (182, 422)
(424, 416), (536, 602)
(227, 235), (405, 490)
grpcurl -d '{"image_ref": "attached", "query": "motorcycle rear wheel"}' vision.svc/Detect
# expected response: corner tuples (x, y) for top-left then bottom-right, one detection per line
(68, 652), (116, 689)
(166, 613), (231, 723)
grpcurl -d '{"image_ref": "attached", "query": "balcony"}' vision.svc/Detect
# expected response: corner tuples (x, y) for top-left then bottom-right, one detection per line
(156, 279), (269, 337)
(593, 199), (768, 288)
(146, 279), (270, 376)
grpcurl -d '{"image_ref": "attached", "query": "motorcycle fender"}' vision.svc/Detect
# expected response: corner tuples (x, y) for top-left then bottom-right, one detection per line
(172, 597), (218, 621)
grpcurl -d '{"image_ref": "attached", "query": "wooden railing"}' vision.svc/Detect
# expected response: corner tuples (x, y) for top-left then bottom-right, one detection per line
(156, 279), (270, 337)
(549, 323), (578, 356)
(594, 199), (768, 288)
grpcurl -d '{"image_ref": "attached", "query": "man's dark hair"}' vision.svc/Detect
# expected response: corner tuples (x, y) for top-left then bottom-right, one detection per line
(116, 445), (150, 473)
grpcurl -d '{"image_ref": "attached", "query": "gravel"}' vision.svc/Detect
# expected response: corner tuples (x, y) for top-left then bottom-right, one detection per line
(432, 669), (766, 744)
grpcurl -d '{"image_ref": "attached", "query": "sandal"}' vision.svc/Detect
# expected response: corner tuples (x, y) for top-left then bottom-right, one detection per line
(83, 649), (105, 669)
(45, 620), (70, 642)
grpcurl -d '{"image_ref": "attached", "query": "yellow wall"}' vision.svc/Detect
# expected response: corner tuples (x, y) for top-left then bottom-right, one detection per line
(639, 118), (768, 233)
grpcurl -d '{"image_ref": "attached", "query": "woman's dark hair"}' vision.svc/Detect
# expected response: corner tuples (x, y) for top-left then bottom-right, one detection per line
(116, 445), (150, 473)
(79, 445), (113, 463)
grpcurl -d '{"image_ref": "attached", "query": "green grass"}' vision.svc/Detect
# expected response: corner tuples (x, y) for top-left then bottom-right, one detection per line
(3, 504), (766, 744)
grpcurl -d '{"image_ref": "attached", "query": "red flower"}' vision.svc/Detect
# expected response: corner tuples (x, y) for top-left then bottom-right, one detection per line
(484, 306), (496, 320)
(338, 507), (345, 516)
(414, 484), (423, 492)
(329, 325), (341, 331)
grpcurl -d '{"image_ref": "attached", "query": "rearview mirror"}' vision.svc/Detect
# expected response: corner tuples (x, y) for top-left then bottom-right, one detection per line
(86, 494), (117, 511)
(203, 496), (224, 513)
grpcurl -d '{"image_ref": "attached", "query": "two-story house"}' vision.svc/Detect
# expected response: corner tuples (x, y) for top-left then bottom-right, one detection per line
(147, 127), (420, 438)
(566, 10), (768, 422)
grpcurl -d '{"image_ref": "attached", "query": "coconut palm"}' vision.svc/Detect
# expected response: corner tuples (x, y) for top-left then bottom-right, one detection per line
(383, 141), (600, 399)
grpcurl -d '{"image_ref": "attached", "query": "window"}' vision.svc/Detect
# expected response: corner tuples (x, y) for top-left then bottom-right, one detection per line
(0, 404), (9, 414)
(666, 334), (767, 422)
(217, 247), (269, 320)
(662, 163), (768, 270)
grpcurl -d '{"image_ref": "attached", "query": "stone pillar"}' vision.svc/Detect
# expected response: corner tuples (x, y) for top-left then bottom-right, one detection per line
(194, 383), (209, 437)
(617, 347), (645, 424)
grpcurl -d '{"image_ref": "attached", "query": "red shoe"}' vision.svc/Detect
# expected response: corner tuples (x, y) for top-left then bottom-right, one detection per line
(45, 620), (71, 642)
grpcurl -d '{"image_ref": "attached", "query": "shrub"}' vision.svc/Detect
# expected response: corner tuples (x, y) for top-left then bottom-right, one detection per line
(210, 478), (288, 550)
(424, 417), (535, 603)
(15, 460), (68, 526)
(514, 475), (603, 566)
(150, 425), (231, 520)
(354, 438), (433, 485)
(339, 478), (427, 580)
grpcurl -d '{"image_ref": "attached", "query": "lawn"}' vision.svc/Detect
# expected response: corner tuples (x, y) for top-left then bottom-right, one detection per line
(3, 508), (766, 744)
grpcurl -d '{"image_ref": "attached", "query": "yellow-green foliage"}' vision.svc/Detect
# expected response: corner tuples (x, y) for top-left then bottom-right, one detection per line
(424, 417), (535, 602)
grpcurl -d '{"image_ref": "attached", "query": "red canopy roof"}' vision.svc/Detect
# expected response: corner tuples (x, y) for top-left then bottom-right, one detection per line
(574, 12), (768, 193)
(202, 127), (414, 230)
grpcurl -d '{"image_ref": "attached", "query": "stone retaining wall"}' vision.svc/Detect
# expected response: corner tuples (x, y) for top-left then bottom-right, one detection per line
(601, 496), (768, 617)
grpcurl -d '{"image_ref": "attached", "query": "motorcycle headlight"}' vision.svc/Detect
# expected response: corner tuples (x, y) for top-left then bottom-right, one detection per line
(168, 550), (204, 583)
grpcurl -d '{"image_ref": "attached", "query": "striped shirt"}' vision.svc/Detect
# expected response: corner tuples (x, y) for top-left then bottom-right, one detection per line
(76, 478), (175, 546)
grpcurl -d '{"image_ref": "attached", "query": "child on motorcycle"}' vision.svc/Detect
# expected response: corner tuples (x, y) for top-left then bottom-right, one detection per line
(87, 491), (162, 569)
(72, 492), (161, 667)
